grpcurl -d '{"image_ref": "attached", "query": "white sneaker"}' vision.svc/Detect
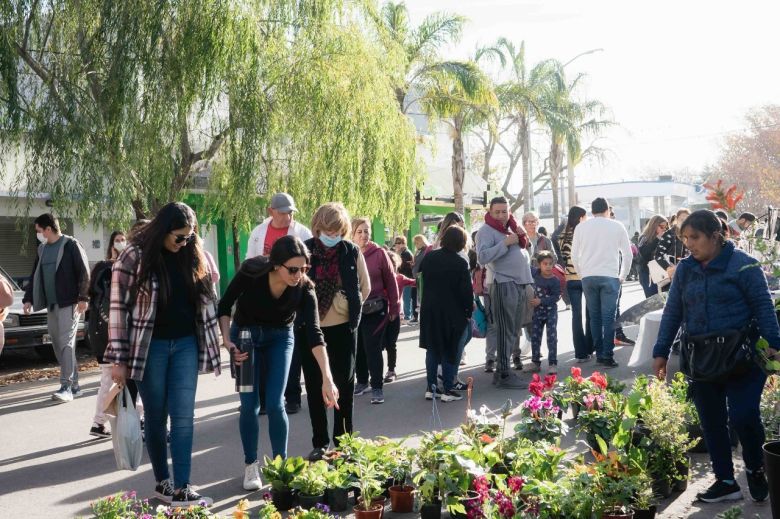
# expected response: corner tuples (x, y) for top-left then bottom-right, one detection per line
(243, 461), (262, 490)
(441, 390), (463, 402)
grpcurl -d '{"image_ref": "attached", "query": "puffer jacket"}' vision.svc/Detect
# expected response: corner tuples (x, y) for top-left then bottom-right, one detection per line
(653, 241), (780, 358)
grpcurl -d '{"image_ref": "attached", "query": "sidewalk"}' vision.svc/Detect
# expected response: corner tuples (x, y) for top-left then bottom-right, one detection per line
(0, 282), (771, 518)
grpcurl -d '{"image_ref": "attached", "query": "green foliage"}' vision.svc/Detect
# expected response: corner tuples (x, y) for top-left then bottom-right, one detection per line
(761, 375), (780, 440)
(291, 460), (329, 497)
(261, 455), (307, 491)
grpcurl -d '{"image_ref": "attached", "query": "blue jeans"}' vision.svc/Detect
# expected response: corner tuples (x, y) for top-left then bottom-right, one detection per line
(426, 348), (457, 393)
(566, 280), (594, 359)
(581, 276), (620, 360)
(452, 323), (471, 382)
(402, 286), (414, 320)
(138, 335), (198, 489)
(690, 363), (767, 480)
(230, 324), (294, 463)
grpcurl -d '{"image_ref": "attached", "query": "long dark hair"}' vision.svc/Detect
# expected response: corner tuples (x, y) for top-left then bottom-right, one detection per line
(679, 209), (727, 245)
(240, 235), (313, 288)
(565, 206), (587, 232)
(106, 231), (126, 260)
(132, 202), (210, 305)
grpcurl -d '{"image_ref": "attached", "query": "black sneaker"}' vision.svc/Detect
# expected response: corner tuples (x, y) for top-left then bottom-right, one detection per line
(154, 479), (174, 503)
(512, 355), (523, 370)
(89, 423), (111, 439)
(285, 402), (301, 414)
(71, 385), (83, 397)
(696, 480), (742, 503)
(307, 447), (327, 462)
(614, 333), (635, 346)
(597, 358), (619, 368)
(441, 390), (463, 402)
(171, 485), (213, 507)
(484, 360), (495, 373)
(746, 469), (769, 502)
(451, 380), (469, 391)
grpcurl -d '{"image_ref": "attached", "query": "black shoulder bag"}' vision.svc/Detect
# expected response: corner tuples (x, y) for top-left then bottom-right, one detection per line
(679, 289), (756, 383)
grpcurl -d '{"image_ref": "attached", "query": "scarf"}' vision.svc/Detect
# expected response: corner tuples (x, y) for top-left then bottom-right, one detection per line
(484, 213), (529, 249)
(311, 238), (341, 320)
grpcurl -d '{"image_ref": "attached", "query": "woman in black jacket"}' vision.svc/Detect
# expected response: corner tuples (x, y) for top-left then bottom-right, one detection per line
(636, 215), (668, 297)
(418, 226), (473, 402)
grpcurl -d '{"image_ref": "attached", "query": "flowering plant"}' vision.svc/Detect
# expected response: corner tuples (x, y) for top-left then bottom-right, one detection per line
(513, 395), (568, 444)
(288, 504), (336, 519)
(562, 367), (601, 406)
(89, 492), (220, 518)
(258, 498), (282, 519)
(575, 392), (625, 451)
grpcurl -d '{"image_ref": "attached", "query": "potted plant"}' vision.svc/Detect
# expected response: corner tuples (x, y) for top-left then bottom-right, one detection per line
(630, 473), (657, 519)
(514, 394), (568, 444)
(351, 458), (385, 519)
(262, 455), (307, 511)
(322, 461), (353, 512)
(576, 392), (623, 451)
(287, 503), (336, 519)
(386, 446), (415, 513)
(291, 460), (329, 509)
(563, 367), (595, 419)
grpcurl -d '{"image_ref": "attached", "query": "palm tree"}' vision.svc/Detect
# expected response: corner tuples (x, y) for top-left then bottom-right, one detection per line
(421, 61), (497, 214)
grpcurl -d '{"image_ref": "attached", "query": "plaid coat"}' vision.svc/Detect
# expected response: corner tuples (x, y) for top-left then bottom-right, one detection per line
(104, 245), (222, 381)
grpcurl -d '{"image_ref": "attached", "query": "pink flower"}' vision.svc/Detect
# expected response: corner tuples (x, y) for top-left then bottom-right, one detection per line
(492, 491), (515, 518)
(522, 396), (543, 412)
(507, 476), (525, 493)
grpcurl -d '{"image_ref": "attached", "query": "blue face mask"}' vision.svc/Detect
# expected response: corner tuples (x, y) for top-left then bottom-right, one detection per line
(319, 234), (342, 248)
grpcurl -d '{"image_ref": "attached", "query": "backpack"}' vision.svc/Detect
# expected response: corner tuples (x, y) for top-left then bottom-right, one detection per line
(87, 263), (112, 361)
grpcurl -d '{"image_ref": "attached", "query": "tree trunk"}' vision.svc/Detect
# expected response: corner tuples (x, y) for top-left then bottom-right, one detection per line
(549, 143), (563, 228)
(521, 117), (531, 213)
(452, 118), (466, 215)
(567, 152), (576, 207)
(231, 217), (241, 270)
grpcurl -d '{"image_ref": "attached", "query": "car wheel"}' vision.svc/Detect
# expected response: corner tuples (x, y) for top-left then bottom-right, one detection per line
(34, 344), (57, 361)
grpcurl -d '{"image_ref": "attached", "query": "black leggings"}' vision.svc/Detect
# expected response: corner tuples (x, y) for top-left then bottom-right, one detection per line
(384, 317), (401, 371)
(355, 311), (388, 389)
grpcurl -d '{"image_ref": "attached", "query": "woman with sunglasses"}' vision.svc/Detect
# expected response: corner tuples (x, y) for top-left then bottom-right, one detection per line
(106, 202), (220, 507)
(218, 235), (339, 490)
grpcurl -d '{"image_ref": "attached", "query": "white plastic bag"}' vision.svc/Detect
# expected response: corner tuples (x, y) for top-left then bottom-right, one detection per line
(109, 385), (143, 470)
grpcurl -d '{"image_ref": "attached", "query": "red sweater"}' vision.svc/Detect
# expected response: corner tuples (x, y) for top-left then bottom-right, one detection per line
(362, 242), (401, 317)
(393, 273), (416, 317)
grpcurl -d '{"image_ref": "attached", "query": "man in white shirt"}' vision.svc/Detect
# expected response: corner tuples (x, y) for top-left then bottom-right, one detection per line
(571, 198), (633, 368)
(245, 193), (313, 414)
(246, 193), (313, 260)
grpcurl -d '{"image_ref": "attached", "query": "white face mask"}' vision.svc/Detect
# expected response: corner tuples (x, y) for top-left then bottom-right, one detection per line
(36, 232), (46, 244)
(114, 241), (127, 252)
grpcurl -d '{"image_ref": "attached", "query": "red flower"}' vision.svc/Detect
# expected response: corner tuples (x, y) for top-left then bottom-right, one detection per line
(589, 371), (607, 390)
(480, 433), (495, 444)
(570, 366), (581, 378)
(473, 475), (491, 500)
(507, 476), (525, 493)
(543, 374), (557, 389)
(528, 381), (544, 397)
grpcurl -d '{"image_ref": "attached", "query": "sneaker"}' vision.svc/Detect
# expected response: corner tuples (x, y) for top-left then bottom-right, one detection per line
(460, 352), (468, 366)
(243, 461), (263, 491)
(307, 447), (327, 462)
(171, 485), (213, 507)
(424, 389), (442, 400)
(383, 370), (397, 383)
(354, 382), (369, 396)
(409, 317), (418, 324)
(696, 480), (742, 503)
(597, 358), (619, 369)
(451, 380), (469, 391)
(71, 385), (83, 397)
(154, 479), (174, 503)
(512, 355), (523, 370)
(527, 362), (541, 373)
(547, 364), (557, 374)
(576, 355), (592, 363)
(285, 402), (301, 414)
(89, 423), (111, 439)
(746, 468), (769, 502)
(484, 360), (496, 373)
(441, 390), (463, 402)
(52, 386), (73, 403)
(370, 388), (384, 404)
(614, 333), (636, 346)
(496, 373), (525, 389)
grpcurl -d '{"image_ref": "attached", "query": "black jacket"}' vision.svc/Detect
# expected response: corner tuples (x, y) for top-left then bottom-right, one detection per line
(418, 248), (473, 364)
(654, 228), (689, 270)
(305, 238), (363, 331)
(23, 235), (90, 310)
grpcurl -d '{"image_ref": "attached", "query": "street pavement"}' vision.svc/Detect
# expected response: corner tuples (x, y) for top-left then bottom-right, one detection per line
(0, 282), (771, 518)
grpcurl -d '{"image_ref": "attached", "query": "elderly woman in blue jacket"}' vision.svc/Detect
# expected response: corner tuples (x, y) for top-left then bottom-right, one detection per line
(652, 210), (779, 504)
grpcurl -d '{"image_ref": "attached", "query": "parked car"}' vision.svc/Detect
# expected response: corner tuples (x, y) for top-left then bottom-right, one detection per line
(0, 265), (87, 359)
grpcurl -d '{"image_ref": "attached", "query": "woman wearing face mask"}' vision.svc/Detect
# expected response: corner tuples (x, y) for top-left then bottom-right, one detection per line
(301, 203), (370, 461)
(218, 235), (339, 489)
(352, 217), (399, 405)
(652, 210), (778, 504)
(106, 203), (220, 507)
(87, 231), (132, 438)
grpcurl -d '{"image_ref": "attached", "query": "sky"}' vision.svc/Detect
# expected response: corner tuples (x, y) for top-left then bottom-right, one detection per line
(405, 0), (780, 187)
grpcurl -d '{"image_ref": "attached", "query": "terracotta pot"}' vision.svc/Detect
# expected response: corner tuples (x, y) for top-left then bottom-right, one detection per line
(325, 488), (349, 512)
(270, 487), (295, 511)
(389, 485), (415, 513)
(601, 507), (634, 519)
(631, 505), (657, 519)
(420, 502), (442, 519)
(298, 493), (325, 510)
(354, 503), (384, 519)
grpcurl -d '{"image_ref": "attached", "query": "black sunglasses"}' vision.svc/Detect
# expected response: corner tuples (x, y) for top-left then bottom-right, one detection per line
(170, 232), (195, 244)
(280, 264), (309, 275)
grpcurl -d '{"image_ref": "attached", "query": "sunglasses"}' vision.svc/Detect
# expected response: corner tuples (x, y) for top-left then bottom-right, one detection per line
(280, 264), (309, 275)
(170, 232), (195, 244)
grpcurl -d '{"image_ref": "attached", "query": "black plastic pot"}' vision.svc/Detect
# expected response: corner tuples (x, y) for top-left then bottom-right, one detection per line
(763, 440), (780, 519)
(651, 475), (672, 499)
(672, 456), (690, 492)
(298, 493), (325, 509)
(420, 502), (442, 519)
(631, 423), (652, 447)
(631, 505), (657, 519)
(325, 488), (350, 512)
(271, 487), (296, 511)
(571, 402), (581, 420)
(687, 423), (707, 453)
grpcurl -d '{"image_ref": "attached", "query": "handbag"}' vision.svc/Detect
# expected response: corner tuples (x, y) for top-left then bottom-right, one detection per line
(471, 296), (487, 338)
(647, 260), (671, 288)
(679, 294), (756, 382)
(362, 296), (386, 315)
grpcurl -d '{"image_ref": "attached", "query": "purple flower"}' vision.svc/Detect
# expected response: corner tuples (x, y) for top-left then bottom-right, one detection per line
(315, 502), (331, 513)
(198, 499), (208, 507)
